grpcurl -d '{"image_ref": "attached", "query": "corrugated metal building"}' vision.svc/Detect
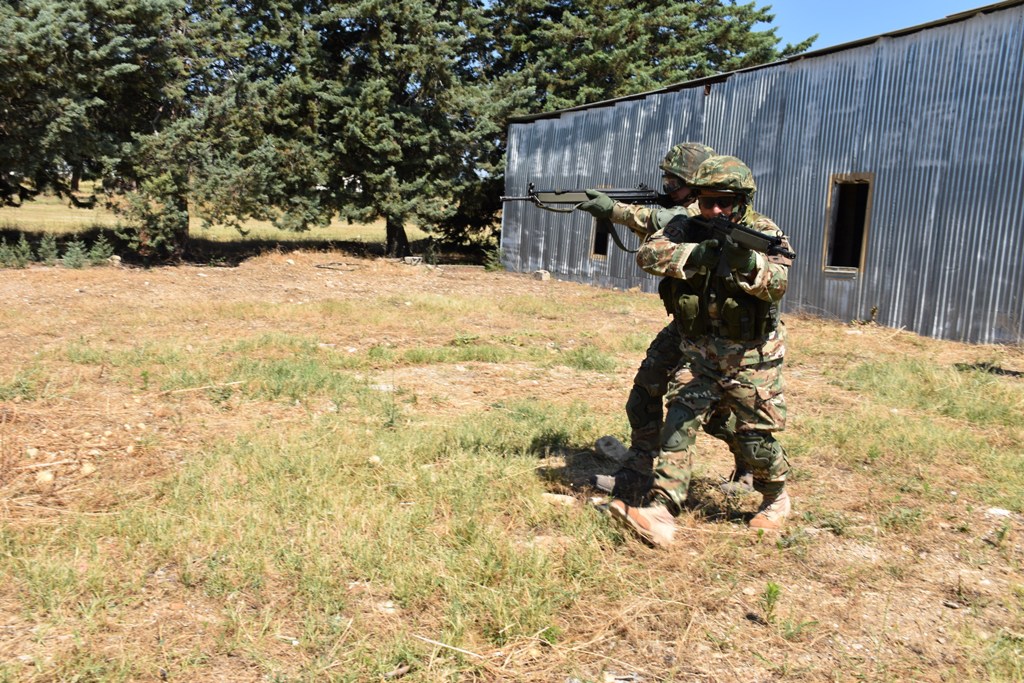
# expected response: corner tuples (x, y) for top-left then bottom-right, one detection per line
(500, 0), (1024, 344)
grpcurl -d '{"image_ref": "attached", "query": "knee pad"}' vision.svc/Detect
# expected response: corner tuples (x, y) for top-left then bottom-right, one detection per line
(737, 431), (790, 480)
(632, 365), (669, 399)
(625, 383), (661, 427)
(661, 403), (699, 453)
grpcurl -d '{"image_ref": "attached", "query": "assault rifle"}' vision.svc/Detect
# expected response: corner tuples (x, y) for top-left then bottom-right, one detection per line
(687, 216), (796, 260)
(500, 182), (672, 252)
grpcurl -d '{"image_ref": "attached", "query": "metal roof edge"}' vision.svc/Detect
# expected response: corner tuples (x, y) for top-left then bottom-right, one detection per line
(507, 0), (1024, 124)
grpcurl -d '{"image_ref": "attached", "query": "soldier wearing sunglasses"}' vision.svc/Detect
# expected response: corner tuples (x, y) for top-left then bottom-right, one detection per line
(607, 155), (795, 547)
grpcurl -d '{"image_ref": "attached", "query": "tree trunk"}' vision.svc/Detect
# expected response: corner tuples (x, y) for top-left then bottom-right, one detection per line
(169, 191), (190, 259)
(385, 216), (410, 257)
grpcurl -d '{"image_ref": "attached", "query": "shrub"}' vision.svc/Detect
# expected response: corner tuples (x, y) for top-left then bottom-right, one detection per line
(12, 235), (33, 267)
(0, 239), (13, 267)
(61, 239), (88, 269)
(88, 234), (115, 265)
(38, 234), (59, 265)
(484, 246), (505, 272)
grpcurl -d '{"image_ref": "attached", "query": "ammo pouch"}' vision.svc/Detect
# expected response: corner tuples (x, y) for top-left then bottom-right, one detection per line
(720, 296), (778, 341)
(720, 298), (752, 340)
(675, 294), (706, 336)
(660, 278), (707, 336)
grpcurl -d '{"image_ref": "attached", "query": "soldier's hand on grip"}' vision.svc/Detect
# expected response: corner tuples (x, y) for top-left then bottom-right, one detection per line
(724, 241), (756, 274)
(577, 190), (615, 219)
(686, 239), (720, 269)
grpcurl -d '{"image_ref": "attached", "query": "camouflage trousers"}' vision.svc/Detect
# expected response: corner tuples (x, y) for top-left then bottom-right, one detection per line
(653, 355), (790, 512)
(623, 323), (740, 475)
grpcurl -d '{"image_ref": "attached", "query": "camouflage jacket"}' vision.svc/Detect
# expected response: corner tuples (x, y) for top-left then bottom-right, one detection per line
(635, 206), (794, 366)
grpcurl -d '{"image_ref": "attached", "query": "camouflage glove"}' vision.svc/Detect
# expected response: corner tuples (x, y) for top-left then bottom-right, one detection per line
(724, 241), (757, 274)
(577, 190), (615, 219)
(686, 239), (719, 269)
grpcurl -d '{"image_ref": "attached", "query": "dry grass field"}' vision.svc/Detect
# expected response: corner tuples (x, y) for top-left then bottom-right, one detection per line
(0, 191), (431, 244)
(0, 239), (1022, 681)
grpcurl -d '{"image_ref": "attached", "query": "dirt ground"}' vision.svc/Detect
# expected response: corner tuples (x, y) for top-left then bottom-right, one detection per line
(1, 250), (1023, 682)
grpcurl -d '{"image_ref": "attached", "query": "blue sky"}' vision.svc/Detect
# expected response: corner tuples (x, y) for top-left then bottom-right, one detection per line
(761, 0), (994, 50)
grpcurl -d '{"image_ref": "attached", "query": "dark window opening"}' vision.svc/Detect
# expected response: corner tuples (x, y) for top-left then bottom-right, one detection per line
(825, 175), (872, 271)
(592, 223), (610, 257)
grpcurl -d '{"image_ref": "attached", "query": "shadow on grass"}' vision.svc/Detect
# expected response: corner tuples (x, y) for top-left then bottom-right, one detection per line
(536, 446), (617, 494)
(532, 436), (753, 525)
(683, 477), (754, 525)
(183, 234), (490, 267)
(0, 226), (491, 268)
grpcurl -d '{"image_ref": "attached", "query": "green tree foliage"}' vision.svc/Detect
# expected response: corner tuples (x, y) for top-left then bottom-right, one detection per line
(61, 238), (87, 268)
(183, 0), (335, 237)
(439, 0), (815, 242)
(0, 0), (813, 257)
(311, 0), (505, 256)
(0, 0), (193, 256)
(37, 233), (59, 265)
(485, 0), (816, 112)
(0, 0), (185, 184)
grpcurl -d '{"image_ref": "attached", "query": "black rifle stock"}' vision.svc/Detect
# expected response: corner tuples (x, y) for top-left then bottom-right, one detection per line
(500, 182), (672, 252)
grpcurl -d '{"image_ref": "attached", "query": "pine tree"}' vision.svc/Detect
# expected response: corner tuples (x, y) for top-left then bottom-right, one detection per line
(313, 0), (499, 256)
(37, 234), (59, 266)
(0, 0), (193, 257)
(486, 0), (816, 112)
(13, 234), (33, 267)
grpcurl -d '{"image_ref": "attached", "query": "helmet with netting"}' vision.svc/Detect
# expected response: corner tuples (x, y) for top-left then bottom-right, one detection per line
(659, 143), (716, 182)
(690, 155), (757, 198)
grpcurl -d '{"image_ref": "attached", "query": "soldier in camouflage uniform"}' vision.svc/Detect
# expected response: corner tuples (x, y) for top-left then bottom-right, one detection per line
(607, 155), (794, 547)
(577, 143), (752, 505)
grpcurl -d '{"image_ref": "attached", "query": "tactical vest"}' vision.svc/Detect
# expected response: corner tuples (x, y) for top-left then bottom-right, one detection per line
(656, 221), (779, 343)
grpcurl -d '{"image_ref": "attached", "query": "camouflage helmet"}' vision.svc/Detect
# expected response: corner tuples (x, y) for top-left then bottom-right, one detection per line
(690, 155), (757, 198)
(659, 142), (716, 182)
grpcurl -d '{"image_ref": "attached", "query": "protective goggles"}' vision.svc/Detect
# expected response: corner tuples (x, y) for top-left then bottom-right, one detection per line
(662, 176), (686, 194)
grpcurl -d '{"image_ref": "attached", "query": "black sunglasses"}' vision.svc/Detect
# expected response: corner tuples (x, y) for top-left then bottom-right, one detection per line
(698, 195), (740, 210)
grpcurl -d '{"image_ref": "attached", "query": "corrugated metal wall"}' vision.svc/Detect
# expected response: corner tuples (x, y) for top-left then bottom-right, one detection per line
(501, 3), (1024, 344)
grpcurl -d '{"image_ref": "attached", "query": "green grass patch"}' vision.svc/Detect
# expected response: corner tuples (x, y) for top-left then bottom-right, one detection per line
(553, 345), (618, 373)
(230, 355), (358, 402)
(618, 330), (656, 354)
(0, 193), (121, 233)
(796, 407), (1024, 510)
(64, 340), (185, 368)
(0, 194), (427, 244)
(0, 401), (619, 679)
(496, 295), (575, 320)
(0, 368), (43, 401)
(403, 344), (514, 365)
(841, 359), (1024, 428)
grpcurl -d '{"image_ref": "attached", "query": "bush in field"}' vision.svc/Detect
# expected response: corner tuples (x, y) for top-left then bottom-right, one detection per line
(88, 234), (115, 265)
(0, 236), (30, 268)
(37, 234), (59, 266)
(12, 235), (33, 267)
(484, 246), (505, 272)
(61, 239), (88, 269)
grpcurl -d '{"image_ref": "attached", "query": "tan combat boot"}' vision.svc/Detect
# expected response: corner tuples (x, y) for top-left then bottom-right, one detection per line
(607, 499), (676, 548)
(749, 489), (791, 530)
